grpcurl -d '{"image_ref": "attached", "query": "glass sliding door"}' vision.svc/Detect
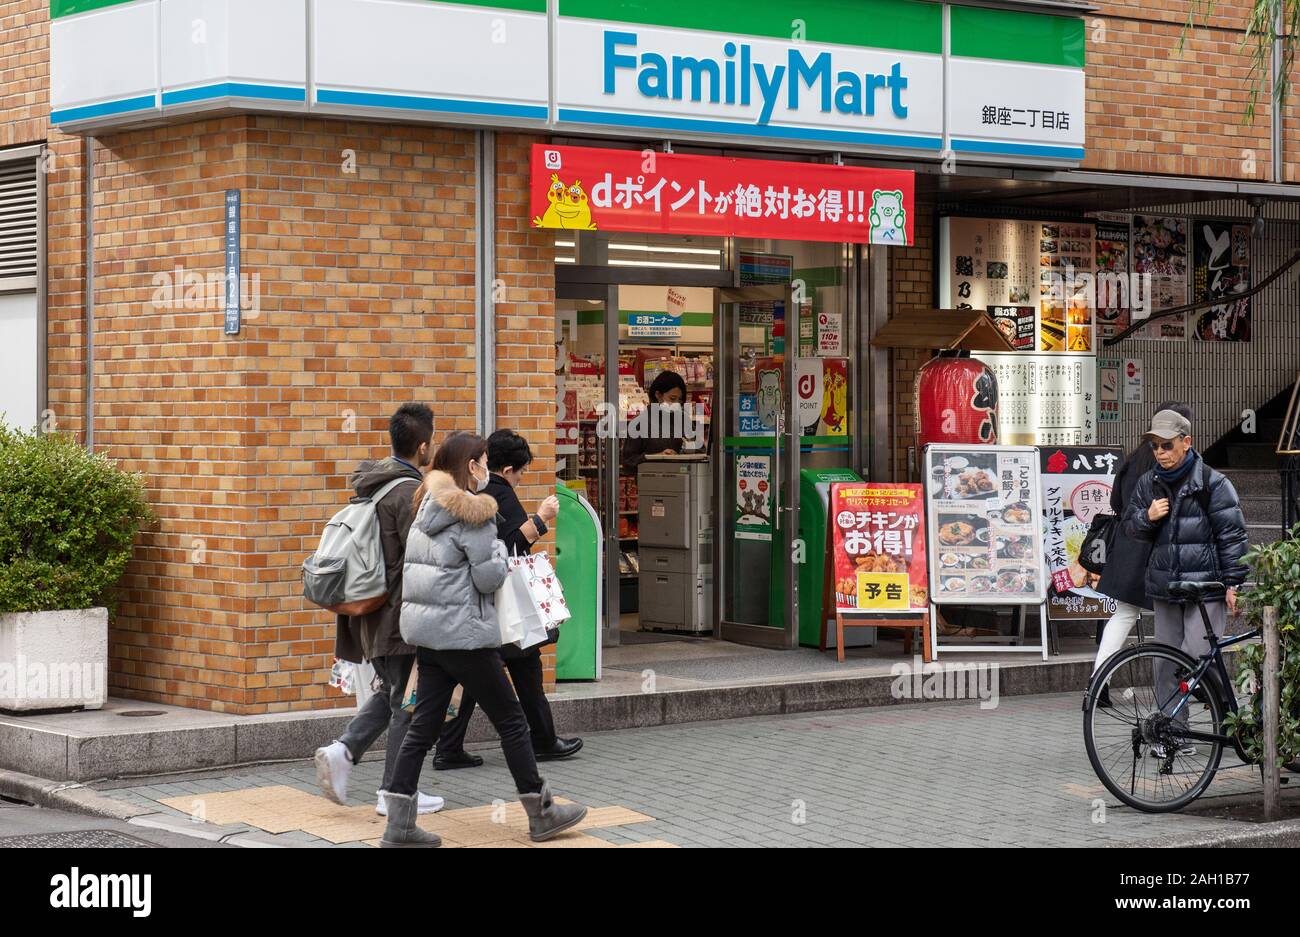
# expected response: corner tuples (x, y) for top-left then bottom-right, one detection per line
(715, 284), (798, 648)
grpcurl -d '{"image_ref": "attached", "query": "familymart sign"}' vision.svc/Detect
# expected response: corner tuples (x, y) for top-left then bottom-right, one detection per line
(51, 0), (1085, 163)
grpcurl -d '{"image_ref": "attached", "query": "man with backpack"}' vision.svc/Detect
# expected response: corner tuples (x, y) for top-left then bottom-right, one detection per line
(1123, 408), (1249, 754)
(313, 403), (445, 816)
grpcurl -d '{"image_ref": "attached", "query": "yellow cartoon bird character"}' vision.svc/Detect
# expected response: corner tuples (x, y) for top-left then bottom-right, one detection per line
(533, 174), (597, 230)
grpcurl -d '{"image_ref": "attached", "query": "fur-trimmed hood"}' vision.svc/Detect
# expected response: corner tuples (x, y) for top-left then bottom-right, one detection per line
(417, 470), (499, 536)
(401, 470), (509, 652)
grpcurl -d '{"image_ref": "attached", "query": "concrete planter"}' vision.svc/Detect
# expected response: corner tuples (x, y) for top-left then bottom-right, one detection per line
(0, 607), (108, 713)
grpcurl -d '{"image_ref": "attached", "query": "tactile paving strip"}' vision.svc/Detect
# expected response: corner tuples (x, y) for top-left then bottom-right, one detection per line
(160, 785), (675, 848)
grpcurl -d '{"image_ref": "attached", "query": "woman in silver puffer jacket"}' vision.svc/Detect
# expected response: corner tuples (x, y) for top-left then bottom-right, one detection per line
(381, 431), (586, 848)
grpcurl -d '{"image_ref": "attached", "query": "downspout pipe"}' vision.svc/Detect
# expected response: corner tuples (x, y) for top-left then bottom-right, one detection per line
(1273, 0), (1284, 184)
(83, 135), (95, 451)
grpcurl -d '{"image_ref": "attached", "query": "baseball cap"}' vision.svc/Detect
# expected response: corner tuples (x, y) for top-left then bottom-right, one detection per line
(1144, 409), (1192, 441)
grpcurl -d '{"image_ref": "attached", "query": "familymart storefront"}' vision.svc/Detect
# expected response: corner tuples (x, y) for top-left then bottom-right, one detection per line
(51, 0), (1088, 660)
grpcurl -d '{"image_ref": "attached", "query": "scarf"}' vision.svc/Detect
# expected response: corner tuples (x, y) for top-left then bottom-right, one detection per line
(1153, 448), (1198, 485)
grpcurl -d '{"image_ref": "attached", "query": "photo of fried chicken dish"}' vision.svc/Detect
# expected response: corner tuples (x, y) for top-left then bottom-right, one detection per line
(854, 553), (906, 573)
(953, 469), (995, 498)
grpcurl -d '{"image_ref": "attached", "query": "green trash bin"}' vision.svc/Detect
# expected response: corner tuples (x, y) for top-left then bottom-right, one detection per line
(553, 483), (601, 681)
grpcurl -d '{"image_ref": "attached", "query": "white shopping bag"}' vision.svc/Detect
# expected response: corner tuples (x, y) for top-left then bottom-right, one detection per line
(496, 558), (546, 646)
(520, 552), (572, 628)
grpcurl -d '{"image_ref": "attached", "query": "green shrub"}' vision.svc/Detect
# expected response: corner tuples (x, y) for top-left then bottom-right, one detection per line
(1221, 524), (1300, 765)
(0, 426), (153, 614)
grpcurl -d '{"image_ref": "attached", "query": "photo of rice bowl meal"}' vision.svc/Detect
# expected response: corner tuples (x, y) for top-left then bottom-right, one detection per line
(936, 513), (988, 546)
(969, 575), (995, 595)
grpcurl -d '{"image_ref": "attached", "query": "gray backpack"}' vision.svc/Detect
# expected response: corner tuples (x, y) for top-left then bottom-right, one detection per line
(302, 477), (414, 616)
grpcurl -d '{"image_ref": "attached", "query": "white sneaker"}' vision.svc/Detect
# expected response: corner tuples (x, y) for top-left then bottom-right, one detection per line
(314, 741), (352, 805)
(376, 790), (445, 816)
(1150, 743), (1197, 758)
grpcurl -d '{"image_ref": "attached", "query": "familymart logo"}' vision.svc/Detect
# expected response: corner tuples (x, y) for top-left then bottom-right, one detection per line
(50, 868), (152, 918)
(603, 31), (910, 127)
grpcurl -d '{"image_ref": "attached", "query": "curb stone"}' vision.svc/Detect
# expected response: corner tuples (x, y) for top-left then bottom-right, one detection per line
(1112, 817), (1300, 848)
(0, 767), (149, 820)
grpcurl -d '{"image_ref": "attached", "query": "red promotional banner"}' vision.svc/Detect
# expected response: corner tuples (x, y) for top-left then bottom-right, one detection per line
(829, 483), (928, 613)
(531, 144), (914, 246)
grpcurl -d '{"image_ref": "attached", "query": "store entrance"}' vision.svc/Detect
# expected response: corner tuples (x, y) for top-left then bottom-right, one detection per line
(554, 234), (856, 652)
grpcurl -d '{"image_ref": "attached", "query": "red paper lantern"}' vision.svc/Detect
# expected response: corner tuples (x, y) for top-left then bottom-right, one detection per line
(915, 355), (1000, 450)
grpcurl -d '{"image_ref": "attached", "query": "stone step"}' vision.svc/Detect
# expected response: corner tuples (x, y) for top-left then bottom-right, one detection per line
(1225, 444), (1283, 470)
(1239, 496), (1282, 526)
(1247, 524), (1283, 547)
(1217, 468), (1284, 500)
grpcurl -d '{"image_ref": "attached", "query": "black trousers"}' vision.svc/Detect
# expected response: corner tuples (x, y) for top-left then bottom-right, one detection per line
(437, 644), (557, 755)
(387, 647), (544, 797)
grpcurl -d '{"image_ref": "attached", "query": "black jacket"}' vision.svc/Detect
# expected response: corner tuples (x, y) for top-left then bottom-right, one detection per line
(1122, 452), (1249, 601)
(485, 473), (533, 558)
(334, 457), (421, 663)
(1096, 455), (1152, 609)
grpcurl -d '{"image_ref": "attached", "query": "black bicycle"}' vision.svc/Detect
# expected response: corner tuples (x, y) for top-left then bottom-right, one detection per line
(1083, 580), (1261, 813)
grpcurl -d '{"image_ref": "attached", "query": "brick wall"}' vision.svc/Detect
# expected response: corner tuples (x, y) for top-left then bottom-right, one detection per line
(1085, 2), (1278, 179)
(887, 206), (936, 481)
(85, 115), (484, 713)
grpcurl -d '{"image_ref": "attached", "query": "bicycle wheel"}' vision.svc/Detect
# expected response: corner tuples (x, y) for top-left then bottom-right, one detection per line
(1084, 643), (1224, 813)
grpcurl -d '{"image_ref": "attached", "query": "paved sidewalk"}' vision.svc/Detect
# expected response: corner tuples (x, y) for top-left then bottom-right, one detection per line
(83, 691), (1279, 847)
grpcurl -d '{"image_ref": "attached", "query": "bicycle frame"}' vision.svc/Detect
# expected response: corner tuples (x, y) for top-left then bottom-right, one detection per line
(1156, 601), (1260, 762)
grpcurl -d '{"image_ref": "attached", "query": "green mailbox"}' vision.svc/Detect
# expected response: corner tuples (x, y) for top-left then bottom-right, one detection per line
(553, 483), (601, 681)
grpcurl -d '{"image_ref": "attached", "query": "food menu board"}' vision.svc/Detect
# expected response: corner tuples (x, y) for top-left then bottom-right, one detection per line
(1037, 221), (1095, 353)
(924, 445), (1046, 605)
(830, 483), (928, 613)
(1191, 219), (1252, 343)
(1131, 216), (1188, 341)
(972, 353), (1097, 445)
(942, 218), (1039, 312)
(1094, 219), (1131, 340)
(941, 217), (1097, 354)
(1039, 446), (1123, 620)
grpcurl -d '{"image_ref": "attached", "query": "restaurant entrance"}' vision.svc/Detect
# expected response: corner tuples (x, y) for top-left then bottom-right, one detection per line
(553, 232), (864, 651)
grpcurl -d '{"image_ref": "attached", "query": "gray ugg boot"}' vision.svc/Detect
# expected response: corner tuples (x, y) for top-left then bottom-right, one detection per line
(379, 791), (442, 848)
(519, 783), (588, 842)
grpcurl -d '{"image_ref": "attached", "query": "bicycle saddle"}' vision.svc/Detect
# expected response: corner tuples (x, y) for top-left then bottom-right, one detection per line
(1167, 580), (1226, 600)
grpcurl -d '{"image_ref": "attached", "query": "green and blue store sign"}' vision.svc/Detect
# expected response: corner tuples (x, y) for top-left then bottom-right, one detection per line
(50, 0), (1084, 162)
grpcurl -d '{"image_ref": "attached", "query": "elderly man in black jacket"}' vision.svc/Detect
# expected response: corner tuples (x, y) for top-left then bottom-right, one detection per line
(1123, 408), (1249, 750)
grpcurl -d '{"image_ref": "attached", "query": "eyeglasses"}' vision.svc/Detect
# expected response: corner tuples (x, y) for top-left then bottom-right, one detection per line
(1149, 438), (1184, 452)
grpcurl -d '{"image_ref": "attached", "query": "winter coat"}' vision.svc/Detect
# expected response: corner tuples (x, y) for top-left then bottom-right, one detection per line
(1122, 452), (1249, 601)
(1096, 455), (1153, 609)
(400, 470), (510, 651)
(334, 457), (421, 664)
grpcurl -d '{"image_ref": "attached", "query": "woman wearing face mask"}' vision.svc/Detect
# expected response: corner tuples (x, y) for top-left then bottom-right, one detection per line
(434, 429), (583, 769)
(620, 370), (692, 472)
(381, 431), (587, 847)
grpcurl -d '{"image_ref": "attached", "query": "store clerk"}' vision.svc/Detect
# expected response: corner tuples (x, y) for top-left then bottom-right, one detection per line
(620, 370), (693, 471)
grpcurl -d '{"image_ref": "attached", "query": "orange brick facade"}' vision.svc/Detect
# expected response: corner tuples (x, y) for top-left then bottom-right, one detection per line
(4, 0), (1296, 711)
